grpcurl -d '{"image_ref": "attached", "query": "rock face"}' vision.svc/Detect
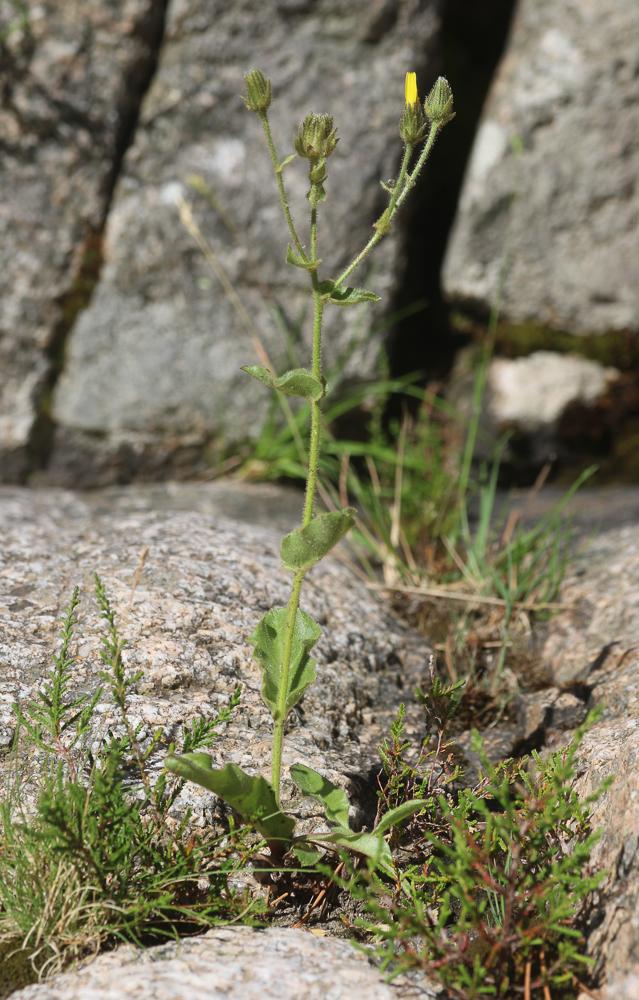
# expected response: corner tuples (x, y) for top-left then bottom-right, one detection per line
(0, 0), (167, 482)
(0, 482), (430, 812)
(42, 0), (443, 485)
(8, 926), (440, 1000)
(532, 517), (639, 991)
(443, 0), (639, 339)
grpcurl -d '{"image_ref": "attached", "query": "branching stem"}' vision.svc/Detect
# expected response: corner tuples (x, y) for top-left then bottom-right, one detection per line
(334, 122), (441, 289)
(260, 104), (442, 805)
(260, 112), (306, 257)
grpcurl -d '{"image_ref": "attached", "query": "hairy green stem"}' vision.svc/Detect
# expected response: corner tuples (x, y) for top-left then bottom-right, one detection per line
(260, 112), (306, 257)
(334, 123), (440, 289)
(265, 117), (440, 803)
(394, 122), (441, 210)
(271, 194), (324, 802)
(303, 204), (323, 524)
(333, 144), (412, 289)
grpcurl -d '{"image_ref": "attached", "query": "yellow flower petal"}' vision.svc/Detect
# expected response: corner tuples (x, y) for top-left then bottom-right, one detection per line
(405, 71), (418, 108)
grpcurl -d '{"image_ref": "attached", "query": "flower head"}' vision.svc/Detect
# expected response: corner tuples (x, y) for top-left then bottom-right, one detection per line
(405, 71), (418, 108)
(294, 113), (338, 161)
(400, 72), (427, 144)
(243, 69), (272, 113)
(424, 76), (455, 127)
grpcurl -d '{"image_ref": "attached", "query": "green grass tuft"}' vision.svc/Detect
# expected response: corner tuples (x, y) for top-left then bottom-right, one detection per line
(0, 582), (261, 986)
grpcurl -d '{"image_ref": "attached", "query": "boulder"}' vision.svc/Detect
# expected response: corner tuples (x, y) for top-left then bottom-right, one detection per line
(447, 348), (620, 464)
(46, 0), (443, 485)
(536, 520), (639, 688)
(443, 0), (639, 341)
(530, 514), (639, 989)
(8, 926), (440, 1000)
(0, 0), (166, 481)
(0, 481), (430, 812)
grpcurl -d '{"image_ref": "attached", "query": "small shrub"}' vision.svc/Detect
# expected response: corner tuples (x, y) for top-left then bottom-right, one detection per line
(345, 691), (607, 999)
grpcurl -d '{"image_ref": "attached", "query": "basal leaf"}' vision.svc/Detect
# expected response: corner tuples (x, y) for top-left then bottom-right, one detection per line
(280, 508), (356, 573)
(319, 828), (394, 877)
(318, 280), (380, 307)
(241, 365), (275, 389)
(164, 755), (295, 844)
(290, 763), (351, 828)
(274, 368), (325, 401)
(292, 842), (323, 867)
(250, 606), (321, 721)
(374, 799), (427, 836)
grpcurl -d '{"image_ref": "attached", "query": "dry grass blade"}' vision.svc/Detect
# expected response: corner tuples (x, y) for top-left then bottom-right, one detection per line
(366, 580), (568, 612)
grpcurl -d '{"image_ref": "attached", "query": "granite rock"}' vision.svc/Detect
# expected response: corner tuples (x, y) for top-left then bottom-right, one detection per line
(535, 520), (639, 689)
(447, 349), (620, 464)
(526, 514), (639, 987)
(47, 0), (443, 484)
(0, 481), (431, 816)
(0, 0), (166, 481)
(443, 0), (639, 339)
(8, 926), (441, 1000)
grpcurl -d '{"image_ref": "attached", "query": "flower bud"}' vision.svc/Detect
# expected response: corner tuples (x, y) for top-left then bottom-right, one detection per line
(399, 103), (428, 145)
(404, 71), (418, 109)
(243, 69), (272, 113)
(294, 113), (339, 162)
(424, 76), (455, 127)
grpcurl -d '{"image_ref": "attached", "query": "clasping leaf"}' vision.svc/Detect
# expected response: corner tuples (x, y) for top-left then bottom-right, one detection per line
(286, 245), (320, 271)
(290, 763), (350, 828)
(250, 607), (321, 721)
(277, 154), (296, 174)
(281, 508), (356, 572)
(241, 364), (275, 389)
(241, 364), (324, 401)
(318, 280), (380, 307)
(275, 368), (325, 401)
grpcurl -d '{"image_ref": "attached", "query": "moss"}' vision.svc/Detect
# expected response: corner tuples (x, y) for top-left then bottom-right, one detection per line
(0, 941), (38, 998)
(597, 421), (639, 482)
(451, 311), (639, 371)
(26, 232), (105, 475)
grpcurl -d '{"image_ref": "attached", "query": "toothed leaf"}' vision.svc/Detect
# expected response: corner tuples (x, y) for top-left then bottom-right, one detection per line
(290, 763), (351, 828)
(318, 280), (381, 307)
(164, 756), (295, 844)
(292, 842), (323, 867)
(250, 607), (321, 721)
